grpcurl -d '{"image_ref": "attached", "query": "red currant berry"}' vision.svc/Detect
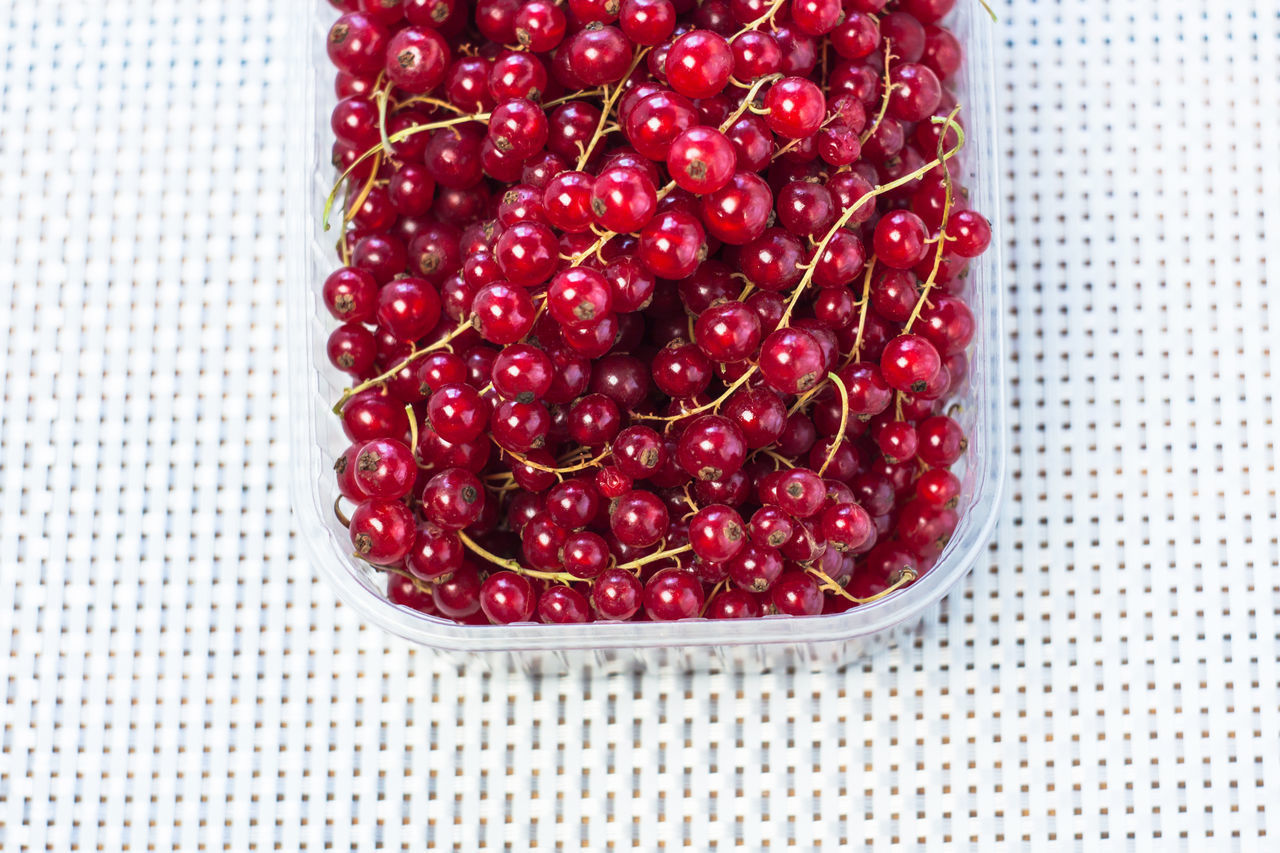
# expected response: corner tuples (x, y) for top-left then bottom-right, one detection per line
(688, 504), (747, 562)
(431, 563), (483, 618)
(405, 522), (465, 581)
(590, 165), (658, 233)
(726, 543), (784, 592)
(421, 467), (486, 530)
(666, 30), (733, 99)
(514, 0), (567, 51)
(873, 209), (930, 270)
(880, 333), (942, 393)
(759, 327), (825, 395)
(667, 126), (737, 194)
(342, 389), (410, 442)
(592, 568), (644, 620)
(637, 210), (706, 279)
(353, 438), (417, 499)
(705, 588), (762, 618)
(471, 282), (536, 345)
(385, 26), (450, 93)
(769, 571), (823, 615)
(610, 489), (670, 547)
(567, 25), (634, 86)
(538, 585), (593, 623)
(328, 323), (378, 375)
(675, 414), (747, 481)
(916, 415), (967, 467)
(349, 497), (417, 564)
(944, 209), (992, 257)
(700, 171), (773, 245)
(763, 76), (825, 139)
(479, 571), (538, 623)
(643, 569), (706, 620)
(328, 12), (389, 75)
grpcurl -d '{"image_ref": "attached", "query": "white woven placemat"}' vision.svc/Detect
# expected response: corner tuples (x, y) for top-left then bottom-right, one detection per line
(2, 0), (1277, 848)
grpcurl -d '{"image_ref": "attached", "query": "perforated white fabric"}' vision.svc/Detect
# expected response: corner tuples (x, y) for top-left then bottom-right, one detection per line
(1, 0), (1276, 848)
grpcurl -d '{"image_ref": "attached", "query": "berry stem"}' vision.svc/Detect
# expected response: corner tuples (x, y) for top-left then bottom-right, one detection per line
(575, 47), (653, 170)
(807, 567), (918, 603)
(374, 79), (394, 159)
(500, 443), (613, 475)
(322, 112), (492, 231)
(393, 95), (467, 114)
(700, 578), (730, 615)
(542, 88), (606, 108)
(903, 108), (962, 334)
(331, 319), (474, 415)
(618, 543), (693, 571)
(860, 40), (898, 146)
(730, 0), (787, 39)
(457, 530), (580, 582)
(717, 74), (782, 133)
(344, 152), (382, 225)
(816, 371), (849, 476)
(380, 564), (436, 594)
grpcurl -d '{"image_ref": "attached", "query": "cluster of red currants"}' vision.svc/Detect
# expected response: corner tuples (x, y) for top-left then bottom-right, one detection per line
(320, 0), (991, 625)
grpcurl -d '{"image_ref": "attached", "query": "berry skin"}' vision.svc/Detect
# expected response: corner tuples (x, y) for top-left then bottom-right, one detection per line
(421, 467), (486, 530)
(322, 266), (378, 322)
(726, 543), (784, 592)
(821, 502), (873, 552)
(548, 268), (615, 328)
(637, 210), (706, 279)
(759, 328), (826, 395)
(705, 588), (762, 618)
(538, 586), (593, 623)
(944, 209), (992, 257)
(426, 383), (488, 443)
(880, 334), (942, 394)
(590, 166), (658, 234)
(432, 563), (483, 619)
(613, 425), (669, 480)
(770, 571), (823, 616)
(643, 569), (706, 620)
(610, 489), (670, 547)
(688, 504), (747, 563)
(873, 209), (930, 270)
(916, 415), (967, 467)
(666, 30), (734, 99)
(405, 523), (465, 580)
(488, 98), (550, 161)
(763, 77), (826, 139)
(376, 277), (441, 342)
(385, 26), (450, 92)
(722, 387), (787, 449)
(592, 568), (644, 621)
(349, 498), (417, 565)
(514, 0), (566, 51)
(479, 571), (538, 624)
(387, 573), (437, 613)
(667, 126), (737, 194)
(694, 301), (761, 362)
(353, 438), (417, 499)
(471, 282), (536, 345)
(328, 12), (389, 75)
(676, 414), (747, 481)
(700, 172), (773, 245)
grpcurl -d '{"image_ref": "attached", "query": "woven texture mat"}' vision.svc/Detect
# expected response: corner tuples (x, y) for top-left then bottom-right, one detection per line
(2, 0), (1277, 848)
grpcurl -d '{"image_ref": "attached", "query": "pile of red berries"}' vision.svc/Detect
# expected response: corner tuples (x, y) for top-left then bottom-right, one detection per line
(320, 0), (991, 625)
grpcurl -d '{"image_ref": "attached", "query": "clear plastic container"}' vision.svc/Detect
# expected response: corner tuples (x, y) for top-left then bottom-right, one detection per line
(287, 3), (1006, 673)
